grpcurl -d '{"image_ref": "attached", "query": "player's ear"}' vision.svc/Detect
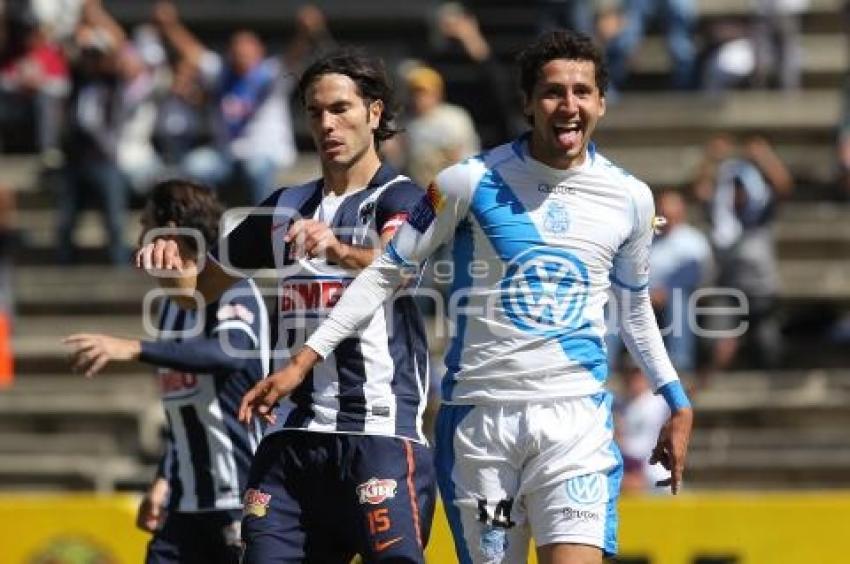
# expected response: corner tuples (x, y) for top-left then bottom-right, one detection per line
(368, 98), (383, 131)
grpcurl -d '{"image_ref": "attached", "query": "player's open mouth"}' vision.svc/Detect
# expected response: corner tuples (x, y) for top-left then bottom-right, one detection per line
(554, 123), (582, 149)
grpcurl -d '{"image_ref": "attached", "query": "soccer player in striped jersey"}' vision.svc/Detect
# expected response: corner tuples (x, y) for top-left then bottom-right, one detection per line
(241, 31), (695, 564)
(137, 51), (435, 563)
(66, 180), (270, 564)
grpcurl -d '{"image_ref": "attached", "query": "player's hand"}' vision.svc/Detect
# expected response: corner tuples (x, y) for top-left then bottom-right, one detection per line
(152, 1), (180, 27)
(286, 219), (343, 262)
(136, 238), (187, 272)
(136, 477), (169, 533)
(650, 407), (693, 494)
(239, 347), (320, 425)
(63, 333), (141, 378)
(295, 4), (328, 36)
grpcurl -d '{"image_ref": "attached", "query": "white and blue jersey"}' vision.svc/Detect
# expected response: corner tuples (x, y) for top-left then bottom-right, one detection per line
(210, 165), (430, 443)
(308, 136), (678, 404)
(147, 278), (270, 512)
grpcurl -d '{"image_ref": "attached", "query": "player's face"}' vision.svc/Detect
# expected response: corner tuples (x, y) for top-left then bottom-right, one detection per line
(524, 58), (605, 169)
(305, 73), (382, 170)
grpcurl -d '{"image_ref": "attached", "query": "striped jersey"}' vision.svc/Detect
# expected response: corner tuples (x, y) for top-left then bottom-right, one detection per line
(155, 278), (270, 512)
(210, 164), (430, 443)
(371, 136), (678, 403)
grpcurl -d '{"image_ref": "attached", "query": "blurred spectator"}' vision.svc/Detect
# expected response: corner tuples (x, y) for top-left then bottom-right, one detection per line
(30, 0), (85, 44)
(0, 3), (69, 161)
(606, 0), (697, 93)
(702, 0), (806, 94)
(427, 3), (518, 148)
(152, 57), (214, 169)
(701, 16), (758, 94)
(152, 1), (330, 204)
(751, 0), (806, 90)
(694, 134), (793, 370)
(55, 0), (129, 265)
(650, 190), (711, 375)
(536, 0), (596, 36)
(615, 359), (670, 494)
(115, 41), (165, 195)
(399, 64), (479, 187)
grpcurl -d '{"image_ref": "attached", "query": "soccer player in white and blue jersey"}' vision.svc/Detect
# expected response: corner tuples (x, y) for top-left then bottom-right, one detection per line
(241, 31), (694, 564)
(66, 180), (270, 564)
(137, 52), (435, 563)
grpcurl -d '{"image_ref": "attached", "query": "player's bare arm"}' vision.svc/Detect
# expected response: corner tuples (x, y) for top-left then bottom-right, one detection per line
(63, 333), (141, 378)
(239, 346), (319, 425)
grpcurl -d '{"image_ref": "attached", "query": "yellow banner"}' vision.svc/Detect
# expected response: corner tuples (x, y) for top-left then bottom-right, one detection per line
(1, 492), (849, 563)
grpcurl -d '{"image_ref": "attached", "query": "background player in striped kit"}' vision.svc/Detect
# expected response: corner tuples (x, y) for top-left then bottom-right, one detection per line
(65, 179), (270, 564)
(137, 51), (435, 563)
(241, 31), (694, 564)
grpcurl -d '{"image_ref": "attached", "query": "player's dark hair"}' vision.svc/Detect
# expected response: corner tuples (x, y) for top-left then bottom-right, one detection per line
(516, 30), (608, 98)
(296, 48), (400, 146)
(144, 179), (223, 257)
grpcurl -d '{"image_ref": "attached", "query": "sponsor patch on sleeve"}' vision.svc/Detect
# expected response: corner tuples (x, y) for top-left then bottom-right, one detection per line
(380, 212), (408, 235)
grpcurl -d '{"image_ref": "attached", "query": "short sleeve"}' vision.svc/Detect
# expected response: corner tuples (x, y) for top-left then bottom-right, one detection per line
(209, 191), (279, 271)
(386, 161), (476, 267)
(611, 183), (655, 291)
(375, 180), (425, 236)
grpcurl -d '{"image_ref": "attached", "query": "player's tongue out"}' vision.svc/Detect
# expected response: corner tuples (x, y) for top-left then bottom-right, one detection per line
(554, 123), (581, 150)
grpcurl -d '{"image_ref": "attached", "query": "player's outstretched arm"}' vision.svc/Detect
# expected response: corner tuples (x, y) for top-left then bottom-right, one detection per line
(63, 333), (141, 378)
(650, 402), (693, 494)
(239, 347), (320, 425)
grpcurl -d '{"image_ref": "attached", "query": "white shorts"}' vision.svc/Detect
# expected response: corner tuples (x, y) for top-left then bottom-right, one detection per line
(434, 393), (622, 563)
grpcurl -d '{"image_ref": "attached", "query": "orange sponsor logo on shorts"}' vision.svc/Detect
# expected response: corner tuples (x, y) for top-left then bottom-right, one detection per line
(243, 488), (271, 518)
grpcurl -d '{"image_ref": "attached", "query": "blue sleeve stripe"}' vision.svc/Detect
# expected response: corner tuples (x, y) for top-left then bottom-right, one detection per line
(658, 381), (691, 412)
(385, 242), (416, 268)
(609, 273), (648, 292)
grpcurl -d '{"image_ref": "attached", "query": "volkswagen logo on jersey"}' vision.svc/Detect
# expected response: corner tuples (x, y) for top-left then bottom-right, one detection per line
(500, 247), (589, 335)
(565, 474), (605, 505)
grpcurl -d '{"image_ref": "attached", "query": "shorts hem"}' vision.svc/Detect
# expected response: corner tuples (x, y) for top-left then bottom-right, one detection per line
(534, 534), (606, 553)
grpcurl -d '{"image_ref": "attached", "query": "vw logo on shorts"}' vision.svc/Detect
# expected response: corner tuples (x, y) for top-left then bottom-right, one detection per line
(500, 247), (589, 335)
(565, 474), (605, 505)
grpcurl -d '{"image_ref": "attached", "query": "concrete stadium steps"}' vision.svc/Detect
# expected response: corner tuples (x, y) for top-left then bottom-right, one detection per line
(0, 373), (163, 456)
(0, 453), (155, 492)
(13, 265), (154, 315)
(597, 89), (840, 136)
(687, 369), (850, 488)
